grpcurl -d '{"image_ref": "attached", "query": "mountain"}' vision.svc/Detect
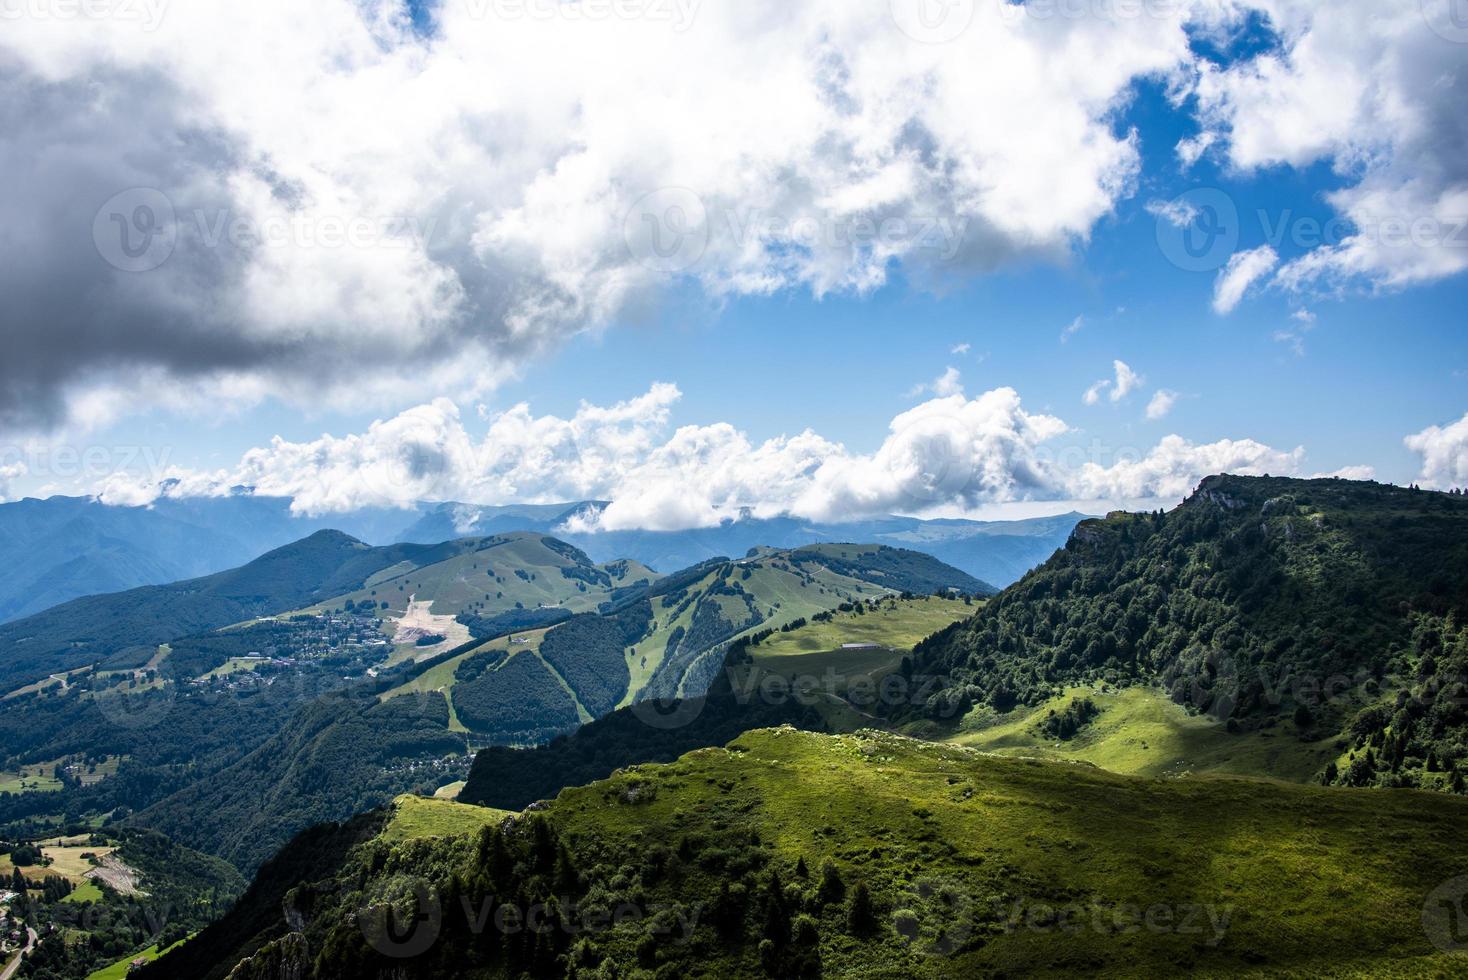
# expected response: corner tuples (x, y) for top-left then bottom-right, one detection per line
(0, 533), (979, 878)
(0, 494), (424, 623)
(0, 531), (446, 692)
(901, 475), (1468, 793)
(376, 543), (986, 748)
(0, 494), (1081, 628)
(400, 502), (1089, 589)
(458, 593), (978, 811)
(142, 726), (1468, 980)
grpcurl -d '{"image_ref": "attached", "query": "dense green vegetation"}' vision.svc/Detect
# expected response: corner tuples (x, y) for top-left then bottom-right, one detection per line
(903, 477), (1468, 794)
(379, 548), (977, 751)
(537, 607), (651, 718)
(785, 544), (994, 596)
(146, 727), (1468, 979)
(9, 828), (244, 980)
(131, 813), (389, 980)
(132, 692), (466, 873)
(458, 592), (988, 812)
(458, 608), (573, 641)
(453, 653), (584, 742)
(458, 661), (825, 811)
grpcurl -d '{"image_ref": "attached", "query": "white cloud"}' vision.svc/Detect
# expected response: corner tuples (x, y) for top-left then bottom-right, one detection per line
(1190, 1), (1468, 292)
(907, 366), (964, 399)
(1406, 413), (1468, 489)
(1069, 435), (1306, 501)
(1272, 306), (1318, 355)
(90, 381), (1322, 529)
(1175, 131), (1217, 170)
(1060, 315), (1086, 343)
(1313, 465), (1377, 481)
(951, 343), (971, 356)
(1145, 197), (1199, 229)
(1084, 360), (1143, 405)
(1212, 245), (1279, 314)
(0, 0), (1210, 432)
(1146, 390), (1179, 420)
(0, 463), (26, 503)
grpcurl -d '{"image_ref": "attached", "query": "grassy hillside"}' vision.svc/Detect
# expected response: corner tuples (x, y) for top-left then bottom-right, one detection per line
(948, 684), (1343, 783)
(748, 594), (978, 660)
(328, 532), (655, 622)
(905, 476), (1468, 795)
(377, 549), (980, 752)
(628, 544), (983, 704)
(379, 794), (515, 843)
(150, 727), (1468, 979)
(456, 594), (983, 810)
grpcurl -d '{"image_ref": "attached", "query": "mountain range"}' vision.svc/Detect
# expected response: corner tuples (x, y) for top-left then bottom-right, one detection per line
(11, 474), (1468, 979)
(0, 494), (1087, 625)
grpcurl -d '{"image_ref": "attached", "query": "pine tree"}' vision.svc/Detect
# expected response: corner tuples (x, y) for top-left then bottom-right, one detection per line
(846, 882), (876, 937)
(762, 870), (790, 947)
(816, 860), (845, 906)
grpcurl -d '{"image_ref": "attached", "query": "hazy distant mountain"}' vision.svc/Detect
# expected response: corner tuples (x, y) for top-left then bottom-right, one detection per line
(0, 494), (424, 623)
(400, 503), (1091, 589)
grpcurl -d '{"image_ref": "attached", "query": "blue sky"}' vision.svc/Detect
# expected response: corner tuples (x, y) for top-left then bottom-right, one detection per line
(79, 69), (1465, 493)
(4, 1), (1466, 521)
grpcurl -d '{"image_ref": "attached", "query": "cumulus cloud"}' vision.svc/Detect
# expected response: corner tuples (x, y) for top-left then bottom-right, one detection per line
(1060, 316), (1086, 343)
(90, 382), (1323, 529)
(1212, 245), (1279, 314)
(0, 0), (1216, 433)
(1190, 1), (1468, 292)
(951, 343), (971, 356)
(4, 1), (1459, 435)
(1084, 360), (1143, 405)
(1406, 413), (1468, 489)
(1069, 435), (1306, 501)
(1146, 390), (1180, 420)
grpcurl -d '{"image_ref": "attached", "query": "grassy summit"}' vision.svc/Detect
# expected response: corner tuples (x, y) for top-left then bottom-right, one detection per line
(154, 727), (1468, 979)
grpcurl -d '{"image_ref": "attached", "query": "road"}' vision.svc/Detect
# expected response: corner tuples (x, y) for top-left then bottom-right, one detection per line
(0, 926), (37, 980)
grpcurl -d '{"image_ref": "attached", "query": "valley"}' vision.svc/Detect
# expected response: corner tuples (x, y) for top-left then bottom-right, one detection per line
(2, 476), (1466, 978)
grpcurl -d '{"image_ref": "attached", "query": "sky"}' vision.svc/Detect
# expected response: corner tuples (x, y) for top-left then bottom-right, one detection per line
(1, 0), (1466, 529)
